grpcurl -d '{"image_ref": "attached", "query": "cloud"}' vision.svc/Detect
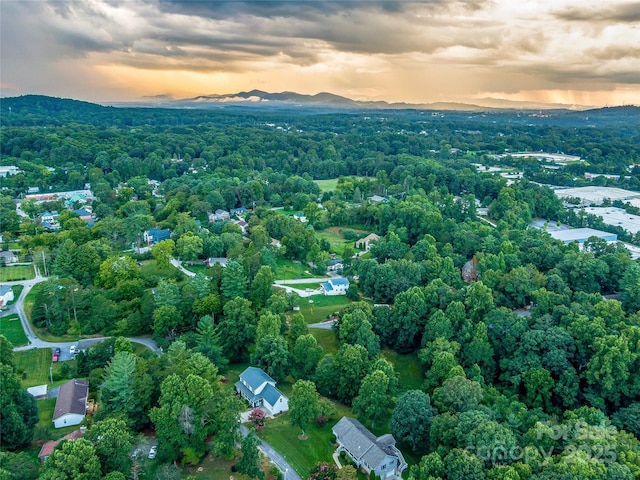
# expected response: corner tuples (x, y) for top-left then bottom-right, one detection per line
(554, 2), (640, 22)
(1, 0), (639, 105)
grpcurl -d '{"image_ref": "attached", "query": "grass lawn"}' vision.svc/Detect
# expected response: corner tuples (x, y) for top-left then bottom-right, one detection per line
(257, 412), (337, 478)
(183, 453), (252, 480)
(314, 178), (340, 193)
(274, 259), (314, 281)
(0, 265), (35, 281)
(310, 328), (339, 355)
(14, 348), (75, 388)
(382, 349), (424, 392)
(0, 314), (28, 346)
(299, 295), (351, 323)
(6, 284), (24, 305)
(315, 227), (368, 256)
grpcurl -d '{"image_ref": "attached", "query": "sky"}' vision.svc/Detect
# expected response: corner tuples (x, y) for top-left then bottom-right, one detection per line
(1, 0), (639, 107)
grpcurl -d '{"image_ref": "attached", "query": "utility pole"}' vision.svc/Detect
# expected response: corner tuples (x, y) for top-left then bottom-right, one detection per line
(49, 364), (53, 385)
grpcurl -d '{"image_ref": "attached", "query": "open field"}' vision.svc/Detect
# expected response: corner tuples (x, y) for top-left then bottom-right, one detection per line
(274, 259), (314, 280)
(298, 295), (350, 324)
(14, 348), (75, 388)
(310, 328), (339, 356)
(0, 265), (35, 281)
(0, 314), (28, 346)
(314, 177), (371, 193)
(383, 349), (424, 392)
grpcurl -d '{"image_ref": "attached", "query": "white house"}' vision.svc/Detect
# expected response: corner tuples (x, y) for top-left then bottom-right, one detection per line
(235, 367), (289, 416)
(0, 250), (18, 265)
(321, 277), (350, 296)
(0, 285), (15, 308)
(355, 233), (380, 252)
(209, 209), (231, 222)
(333, 417), (407, 479)
(52, 379), (89, 428)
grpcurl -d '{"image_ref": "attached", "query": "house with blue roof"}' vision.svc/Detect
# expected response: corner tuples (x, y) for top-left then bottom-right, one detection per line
(143, 228), (171, 245)
(321, 277), (350, 296)
(235, 367), (289, 415)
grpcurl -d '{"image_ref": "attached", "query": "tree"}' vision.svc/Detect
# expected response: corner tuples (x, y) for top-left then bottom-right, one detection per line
(433, 375), (483, 413)
(152, 305), (182, 342)
(194, 315), (228, 370)
(235, 431), (262, 479)
(98, 352), (141, 424)
(0, 364), (38, 450)
(40, 439), (102, 480)
(150, 373), (214, 463)
(390, 286), (427, 352)
(0, 335), (15, 368)
(333, 344), (370, 404)
(291, 334), (323, 380)
(96, 255), (139, 289)
(338, 309), (380, 358)
(221, 260), (248, 300)
(219, 297), (256, 361)
(151, 239), (175, 269)
(352, 369), (393, 428)
(251, 334), (290, 382)
(289, 380), (320, 437)
(250, 265), (275, 308)
(390, 390), (436, 452)
(176, 232), (204, 261)
(84, 416), (133, 475)
(443, 448), (485, 480)
(0, 450), (40, 480)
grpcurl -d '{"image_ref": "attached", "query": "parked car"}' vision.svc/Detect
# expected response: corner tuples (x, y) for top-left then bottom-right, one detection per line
(54, 347), (61, 354)
(52, 353), (59, 363)
(148, 446), (157, 459)
(69, 345), (77, 354)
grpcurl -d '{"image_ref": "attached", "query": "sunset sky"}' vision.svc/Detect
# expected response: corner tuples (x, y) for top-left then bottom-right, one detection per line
(1, 0), (639, 107)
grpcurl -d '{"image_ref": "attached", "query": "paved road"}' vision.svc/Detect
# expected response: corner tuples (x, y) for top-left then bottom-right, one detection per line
(239, 425), (302, 480)
(170, 257), (196, 277)
(1, 271), (159, 355)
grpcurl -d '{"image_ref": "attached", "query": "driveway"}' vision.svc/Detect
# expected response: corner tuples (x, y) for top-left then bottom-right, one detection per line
(239, 425), (302, 480)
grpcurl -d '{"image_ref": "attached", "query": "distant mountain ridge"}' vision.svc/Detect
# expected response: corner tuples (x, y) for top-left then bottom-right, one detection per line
(2, 94), (639, 129)
(121, 89), (594, 112)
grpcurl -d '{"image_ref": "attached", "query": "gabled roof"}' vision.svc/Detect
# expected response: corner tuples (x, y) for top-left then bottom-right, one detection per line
(38, 429), (84, 461)
(53, 379), (88, 420)
(240, 366), (275, 390)
(0, 285), (13, 296)
(333, 417), (399, 469)
(262, 383), (284, 406)
(329, 278), (349, 286)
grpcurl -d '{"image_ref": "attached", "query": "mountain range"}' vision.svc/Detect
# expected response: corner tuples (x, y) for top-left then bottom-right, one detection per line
(119, 89), (594, 111)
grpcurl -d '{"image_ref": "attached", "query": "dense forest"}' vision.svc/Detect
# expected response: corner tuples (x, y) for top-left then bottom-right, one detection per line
(1, 96), (640, 480)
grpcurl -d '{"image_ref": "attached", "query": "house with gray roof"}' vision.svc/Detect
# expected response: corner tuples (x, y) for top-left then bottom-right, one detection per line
(235, 367), (289, 415)
(332, 417), (407, 479)
(53, 379), (89, 428)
